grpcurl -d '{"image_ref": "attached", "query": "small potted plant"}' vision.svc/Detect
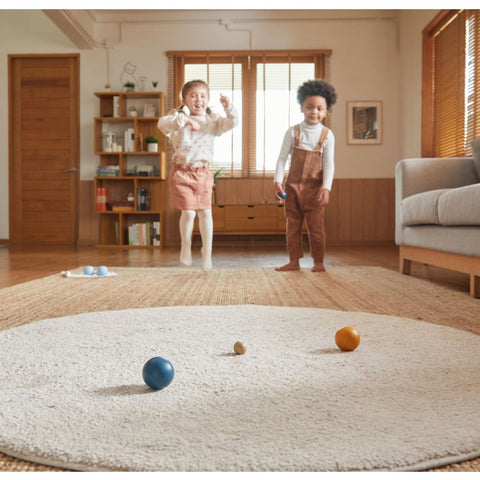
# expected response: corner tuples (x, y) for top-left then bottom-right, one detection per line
(212, 167), (225, 204)
(152, 81), (159, 91)
(104, 83), (112, 92)
(213, 167), (225, 184)
(146, 135), (159, 152)
(123, 81), (135, 92)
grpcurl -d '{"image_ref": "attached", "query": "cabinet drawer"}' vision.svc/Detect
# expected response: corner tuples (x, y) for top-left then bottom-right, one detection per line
(224, 214), (279, 231)
(227, 205), (279, 217)
(212, 205), (225, 229)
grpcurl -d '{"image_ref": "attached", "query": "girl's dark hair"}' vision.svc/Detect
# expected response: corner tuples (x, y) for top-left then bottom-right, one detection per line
(296, 80), (337, 110)
(179, 79), (212, 115)
(181, 79), (210, 100)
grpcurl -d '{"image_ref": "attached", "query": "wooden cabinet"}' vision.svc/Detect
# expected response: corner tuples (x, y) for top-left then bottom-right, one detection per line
(93, 91), (166, 247)
(194, 204), (287, 235)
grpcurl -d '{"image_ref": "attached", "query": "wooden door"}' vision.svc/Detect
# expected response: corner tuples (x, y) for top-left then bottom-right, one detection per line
(9, 54), (80, 245)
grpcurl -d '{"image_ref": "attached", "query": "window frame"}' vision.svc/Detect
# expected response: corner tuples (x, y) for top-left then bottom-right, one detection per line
(166, 50), (331, 177)
(422, 10), (480, 157)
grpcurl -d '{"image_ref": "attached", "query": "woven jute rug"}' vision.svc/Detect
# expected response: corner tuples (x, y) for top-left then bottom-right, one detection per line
(0, 266), (479, 472)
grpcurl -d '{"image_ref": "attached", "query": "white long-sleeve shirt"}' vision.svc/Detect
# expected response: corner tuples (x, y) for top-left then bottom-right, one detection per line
(157, 106), (239, 167)
(274, 121), (335, 191)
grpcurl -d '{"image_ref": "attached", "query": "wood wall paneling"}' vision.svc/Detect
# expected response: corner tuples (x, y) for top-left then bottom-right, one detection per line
(80, 177), (395, 247)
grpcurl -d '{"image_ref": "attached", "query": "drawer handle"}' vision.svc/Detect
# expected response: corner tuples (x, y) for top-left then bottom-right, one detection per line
(248, 216), (254, 220)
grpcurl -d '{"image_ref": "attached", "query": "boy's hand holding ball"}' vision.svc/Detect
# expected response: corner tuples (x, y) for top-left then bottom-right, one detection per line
(274, 182), (287, 203)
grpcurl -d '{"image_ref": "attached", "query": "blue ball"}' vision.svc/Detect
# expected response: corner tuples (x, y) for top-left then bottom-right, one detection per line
(97, 265), (108, 276)
(83, 265), (94, 275)
(278, 191), (287, 199)
(142, 356), (175, 390)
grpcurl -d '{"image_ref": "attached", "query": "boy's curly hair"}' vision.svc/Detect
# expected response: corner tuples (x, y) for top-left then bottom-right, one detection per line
(297, 80), (337, 110)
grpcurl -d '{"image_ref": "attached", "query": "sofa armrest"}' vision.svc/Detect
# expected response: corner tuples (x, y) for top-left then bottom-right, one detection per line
(395, 157), (478, 245)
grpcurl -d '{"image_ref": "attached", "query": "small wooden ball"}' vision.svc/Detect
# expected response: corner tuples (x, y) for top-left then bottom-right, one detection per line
(234, 341), (247, 355)
(335, 326), (361, 351)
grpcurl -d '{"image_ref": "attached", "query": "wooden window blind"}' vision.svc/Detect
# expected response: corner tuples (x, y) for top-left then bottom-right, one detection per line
(465, 11), (480, 153)
(423, 10), (480, 157)
(166, 50), (331, 177)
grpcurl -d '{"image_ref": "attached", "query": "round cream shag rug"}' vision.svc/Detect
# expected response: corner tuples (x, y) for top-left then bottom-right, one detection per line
(0, 305), (479, 472)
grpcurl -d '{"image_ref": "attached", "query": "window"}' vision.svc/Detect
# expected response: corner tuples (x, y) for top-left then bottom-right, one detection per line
(422, 10), (480, 157)
(167, 50), (331, 176)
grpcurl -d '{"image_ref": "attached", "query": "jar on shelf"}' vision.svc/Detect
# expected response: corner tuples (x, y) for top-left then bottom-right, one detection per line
(103, 131), (116, 152)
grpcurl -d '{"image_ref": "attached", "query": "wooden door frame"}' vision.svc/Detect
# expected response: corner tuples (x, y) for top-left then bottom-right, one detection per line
(8, 53), (80, 244)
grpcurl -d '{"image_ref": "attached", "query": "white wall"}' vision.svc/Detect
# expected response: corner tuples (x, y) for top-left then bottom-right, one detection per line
(398, 9), (437, 159)
(0, 9), (435, 240)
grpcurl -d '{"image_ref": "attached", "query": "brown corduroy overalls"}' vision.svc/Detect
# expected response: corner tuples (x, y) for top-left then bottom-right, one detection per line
(284, 124), (330, 264)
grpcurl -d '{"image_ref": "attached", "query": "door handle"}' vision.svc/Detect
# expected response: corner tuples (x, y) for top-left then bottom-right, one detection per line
(63, 167), (78, 173)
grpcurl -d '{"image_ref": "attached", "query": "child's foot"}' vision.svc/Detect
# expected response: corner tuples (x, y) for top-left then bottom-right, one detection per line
(201, 257), (212, 272)
(311, 263), (326, 272)
(201, 248), (212, 272)
(275, 260), (300, 271)
(180, 248), (192, 267)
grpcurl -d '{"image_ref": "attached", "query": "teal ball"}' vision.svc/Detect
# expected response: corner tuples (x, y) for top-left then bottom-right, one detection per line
(97, 265), (108, 276)
(83, 265), (94, 275)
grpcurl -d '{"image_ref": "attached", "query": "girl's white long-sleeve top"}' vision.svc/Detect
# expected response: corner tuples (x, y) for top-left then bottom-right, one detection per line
(274, 121), (335, 191)
(157, 106), (239, 167)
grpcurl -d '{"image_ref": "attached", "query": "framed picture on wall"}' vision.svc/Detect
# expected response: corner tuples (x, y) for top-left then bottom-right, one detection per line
(347, 101), (382, 145)
(143, 103), (157, 117)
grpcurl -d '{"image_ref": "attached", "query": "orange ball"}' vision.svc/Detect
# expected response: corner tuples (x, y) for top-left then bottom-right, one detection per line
(335, 326), (361, 351)
(234, 341), (247, 355)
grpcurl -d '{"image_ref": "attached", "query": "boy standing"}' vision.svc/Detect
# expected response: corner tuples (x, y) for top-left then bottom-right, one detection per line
(274, 80), (337, 272)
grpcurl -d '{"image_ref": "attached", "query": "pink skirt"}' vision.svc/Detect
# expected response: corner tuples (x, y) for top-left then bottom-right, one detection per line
(168, 163), (213, 210)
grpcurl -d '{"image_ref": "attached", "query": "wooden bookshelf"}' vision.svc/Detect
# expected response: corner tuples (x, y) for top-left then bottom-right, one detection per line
(93, 91), (166, 247)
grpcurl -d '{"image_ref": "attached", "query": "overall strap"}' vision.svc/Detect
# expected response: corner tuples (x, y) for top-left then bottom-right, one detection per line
(293, 124), (301, 148)
(315, 126), (330, 151)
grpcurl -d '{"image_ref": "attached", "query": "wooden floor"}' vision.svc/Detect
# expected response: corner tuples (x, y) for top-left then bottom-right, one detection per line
(0, 241), (472, 295)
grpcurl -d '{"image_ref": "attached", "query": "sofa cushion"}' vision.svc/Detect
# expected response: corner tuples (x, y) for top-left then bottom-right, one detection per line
(472, 137), (480, 178)
(438, 183), (480, 225)
(401, 189), (449, 226)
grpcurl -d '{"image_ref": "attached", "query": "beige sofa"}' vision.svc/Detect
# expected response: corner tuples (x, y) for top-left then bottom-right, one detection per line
(395, 139), (480, 297)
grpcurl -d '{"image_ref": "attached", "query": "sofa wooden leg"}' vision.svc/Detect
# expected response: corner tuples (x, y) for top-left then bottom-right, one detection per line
(400, 257), (412, 275)
(470, 274), (480, 298)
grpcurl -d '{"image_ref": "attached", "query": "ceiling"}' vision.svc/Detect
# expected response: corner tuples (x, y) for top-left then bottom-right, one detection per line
(43, 9), (401, 49)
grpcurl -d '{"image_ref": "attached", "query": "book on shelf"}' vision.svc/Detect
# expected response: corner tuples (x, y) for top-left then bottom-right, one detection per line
(128, 221), (160, 246)
(137, 187), (151, 211)
(96, 187), (108, 211)
(97, 165), (120, 177)
(113, 96), (119, 118)
(124, 128), (135, 152)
